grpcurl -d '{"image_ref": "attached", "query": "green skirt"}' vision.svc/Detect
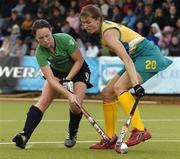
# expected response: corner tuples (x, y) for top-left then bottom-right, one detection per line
(118, 39), (172, 82)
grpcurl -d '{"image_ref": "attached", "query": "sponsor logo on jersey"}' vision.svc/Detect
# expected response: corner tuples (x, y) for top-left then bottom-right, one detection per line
(48, 56), (53, 60)
(69, 39), (75, 46)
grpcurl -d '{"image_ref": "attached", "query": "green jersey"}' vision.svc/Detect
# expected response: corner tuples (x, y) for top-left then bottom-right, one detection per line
(35, 33), (78, 73)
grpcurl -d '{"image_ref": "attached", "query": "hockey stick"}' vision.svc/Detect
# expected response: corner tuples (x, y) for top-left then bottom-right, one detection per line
(115, 96), (141, 153)
(62, 80), (110, 142)
(76, 103), (111, 142)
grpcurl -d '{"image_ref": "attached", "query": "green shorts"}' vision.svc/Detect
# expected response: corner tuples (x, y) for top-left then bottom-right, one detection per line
(118, 39), (173, 82)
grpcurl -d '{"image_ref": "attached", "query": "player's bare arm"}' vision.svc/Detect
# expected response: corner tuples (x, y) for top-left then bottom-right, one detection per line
(66, 48), (84, 80)
(103, 29), (139, 87)
(40, 65), (73, 97)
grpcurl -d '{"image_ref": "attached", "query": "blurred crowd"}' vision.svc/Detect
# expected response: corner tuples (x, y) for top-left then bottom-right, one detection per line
(0, 0), (179, 58)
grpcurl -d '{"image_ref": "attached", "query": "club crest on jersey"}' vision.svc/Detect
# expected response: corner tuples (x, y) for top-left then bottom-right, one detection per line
(69, 39), (75, 46)
(48, 57), (53, 60)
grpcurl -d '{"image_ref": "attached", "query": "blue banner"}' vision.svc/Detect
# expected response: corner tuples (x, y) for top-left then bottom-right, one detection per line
(18, 56), (100, 93)
(18, 56), (44, 91)
(99, 57), (124, 91)
(1, 56), (180, 94)
(85, 57), (99, 94)
(0, 56), (99, 93)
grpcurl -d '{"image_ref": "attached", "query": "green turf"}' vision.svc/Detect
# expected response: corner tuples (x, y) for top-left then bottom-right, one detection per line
(0, 100), (180, 159)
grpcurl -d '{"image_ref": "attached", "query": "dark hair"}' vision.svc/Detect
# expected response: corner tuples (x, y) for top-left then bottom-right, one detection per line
(16, 35), (24, 41)
(31, 19), (51, 36)
(80, 4), (101, 19)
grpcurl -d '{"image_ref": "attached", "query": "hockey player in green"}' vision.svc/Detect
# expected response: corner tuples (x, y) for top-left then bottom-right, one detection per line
(12, 19), (92, 149)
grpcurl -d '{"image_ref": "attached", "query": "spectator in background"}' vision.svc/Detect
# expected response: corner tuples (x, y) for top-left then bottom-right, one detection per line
(49, 7), (65, 33)
(122, 7), (137, 29)
(8, 24), (21, 53)
(99, 0), (110, 18)
(152, 8), (167, 30)
(0, 14), (5, 29)
(166, 5), (179, 27)
(51, 0), (66, 15)
(134, 0), (144, 16)
(79, 0), (94, 11)
(0, 0), (17, 18)
(169, 35), (180, 56)
(106, 1), (115, 20)
(77, 27), (89, 43)
(158, 26), (174, 49)
(21, 12), (33, 39)
(0, 29), (3, 47)
(76, 38), (86, 58)
(85, 42), (99, 57)
(151, 0), (162, 9)
(38, 0), (53, 17)
(122, 0), (135, 15)
(137, 3), (154, 33)
(146, 23), (162, 46)
(70, 0), (79, 12)
(2, 10), (22, 34)
(61, 21), (78, 40)
(134, 20), (148, 37)
(173, 18), (180, 39)
(116, 0), (126, 8)
(111, 5), (124, 23)
(0, 36), (10, 57)
(0, 0), (179, 58)
(29, 39), (38, 56)
(161, 0), (176, 16)
(10, 35), (28, 56)
(78, 25), (101, 49)
(66, 8), (80, 33)
(160, 0), (170, 16)
(12, 0), (26, 17)
(150, 23), (162, 39)
(22, 0), (39, 17)
(159, 40), (169, 56)
(35, 8), (46, 20)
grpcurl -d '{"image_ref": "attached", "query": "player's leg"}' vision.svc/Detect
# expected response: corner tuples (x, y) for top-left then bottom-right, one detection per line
(90, 76), (119, 149)
(118, 39), (173, 146)
(12, 81), (56, 149)
(102, 76), (120, 138)
(64, 82), (86, 148)
(113, 71), (151, 146)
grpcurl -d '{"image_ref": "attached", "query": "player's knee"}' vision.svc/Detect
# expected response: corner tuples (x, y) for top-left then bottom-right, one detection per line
(70, 104), (81, 114)
(36, 97), (52, 111)
(101, 87), (111, 99)
(113, 83), (124, 96)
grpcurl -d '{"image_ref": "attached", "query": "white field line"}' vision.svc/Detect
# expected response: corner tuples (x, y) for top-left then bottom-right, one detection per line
(1, 139), (180, 145)
(0, 119), (180, 122)
(0, 97), (158, 104)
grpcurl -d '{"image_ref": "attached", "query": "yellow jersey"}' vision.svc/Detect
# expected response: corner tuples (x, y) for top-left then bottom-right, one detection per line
(100, 20), (144, 53)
